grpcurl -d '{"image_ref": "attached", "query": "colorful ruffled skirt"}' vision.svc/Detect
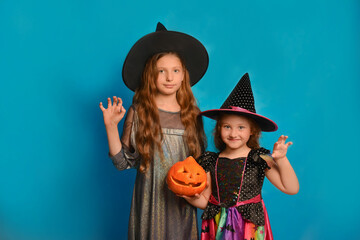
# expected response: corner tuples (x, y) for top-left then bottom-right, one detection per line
(201, 199), (273, 240)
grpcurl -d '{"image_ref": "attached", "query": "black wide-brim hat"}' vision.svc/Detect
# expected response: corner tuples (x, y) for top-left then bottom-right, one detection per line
(122, 22), (209, 91)
(200, 73), (278, 132)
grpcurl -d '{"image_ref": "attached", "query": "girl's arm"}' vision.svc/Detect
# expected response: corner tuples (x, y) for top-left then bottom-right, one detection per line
(99, 96), (126, 156)
(265, 135), (299, 195)
(181, 172), (212, 209)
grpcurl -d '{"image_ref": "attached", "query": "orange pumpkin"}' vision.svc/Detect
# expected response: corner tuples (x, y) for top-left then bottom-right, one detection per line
(166, 156), (207, 196)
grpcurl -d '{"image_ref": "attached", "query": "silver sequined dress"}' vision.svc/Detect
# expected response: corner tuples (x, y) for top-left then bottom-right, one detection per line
(110, 105), (199, 240)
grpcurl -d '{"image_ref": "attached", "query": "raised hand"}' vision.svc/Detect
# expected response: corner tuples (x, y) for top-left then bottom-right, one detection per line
(99, 96), (126, 127)
(267, 135), (299, 195)
(272, 135), (293, 160)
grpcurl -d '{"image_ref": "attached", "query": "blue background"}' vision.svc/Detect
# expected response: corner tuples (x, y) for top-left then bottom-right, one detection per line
(1, 0), (359, 239)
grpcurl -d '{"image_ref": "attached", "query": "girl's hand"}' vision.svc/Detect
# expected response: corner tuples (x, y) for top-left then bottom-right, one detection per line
(272, 135), (293, 160)
(176, 179), (210, 201)
(177, 193), (201, 201)
(99, 96), (126, 126)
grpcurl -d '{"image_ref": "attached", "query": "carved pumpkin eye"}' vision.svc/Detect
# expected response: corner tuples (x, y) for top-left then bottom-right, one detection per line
(166, 156), (207, 196)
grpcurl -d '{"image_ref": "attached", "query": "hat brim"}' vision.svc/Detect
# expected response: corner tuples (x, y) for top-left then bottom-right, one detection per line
(200, 108), (278, 132)
(122, 30), (209, 91)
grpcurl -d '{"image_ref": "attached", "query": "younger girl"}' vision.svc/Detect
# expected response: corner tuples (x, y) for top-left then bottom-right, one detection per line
(184, 73), (299, 240)
(99, 23), (208, 240)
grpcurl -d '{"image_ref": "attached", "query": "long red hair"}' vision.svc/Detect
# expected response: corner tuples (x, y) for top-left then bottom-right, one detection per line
(133, 52), (206, 172)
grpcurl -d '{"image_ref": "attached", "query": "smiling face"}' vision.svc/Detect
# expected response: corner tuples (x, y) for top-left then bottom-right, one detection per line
(155, 53), (185, 97)
(219, 114), (252, 152)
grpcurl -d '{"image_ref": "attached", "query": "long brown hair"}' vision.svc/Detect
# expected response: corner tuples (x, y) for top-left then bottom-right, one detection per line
(214, 113), (261, 152)
(133, 52), (206, 172)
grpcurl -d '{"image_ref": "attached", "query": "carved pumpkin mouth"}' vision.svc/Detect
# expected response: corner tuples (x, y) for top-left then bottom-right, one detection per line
(170, 176), (202, 188)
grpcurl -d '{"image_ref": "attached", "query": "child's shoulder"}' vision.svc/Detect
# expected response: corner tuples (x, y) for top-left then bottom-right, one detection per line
(123, 104), (137, 122)
(249, 147), (274, 169)
(196, 151), (219, 171)
(129, 104), (136, 112)
(197, 151), (219, 162)
(250, 147), (271, 156)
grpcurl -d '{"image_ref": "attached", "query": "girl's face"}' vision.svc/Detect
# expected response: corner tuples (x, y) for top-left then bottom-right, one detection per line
(155, 54), (184, 97)
(220, 114), (252, 151)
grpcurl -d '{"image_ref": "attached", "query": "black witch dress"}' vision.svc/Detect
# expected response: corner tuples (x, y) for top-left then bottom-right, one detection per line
(197, 148), (274, 240)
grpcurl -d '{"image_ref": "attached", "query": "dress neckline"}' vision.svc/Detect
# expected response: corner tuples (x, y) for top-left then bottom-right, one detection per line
(218, 149), (254, 160)
(158, 108), (180, 114)
(218, 156), (247, 160)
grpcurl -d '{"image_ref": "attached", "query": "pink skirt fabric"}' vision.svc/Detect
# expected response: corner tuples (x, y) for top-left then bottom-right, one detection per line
(201, 200), (273, 240)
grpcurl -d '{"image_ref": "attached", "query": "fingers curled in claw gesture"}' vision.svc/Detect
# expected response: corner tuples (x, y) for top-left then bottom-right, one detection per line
(272, 135), (293, 160)
(99, 96), (126, 126)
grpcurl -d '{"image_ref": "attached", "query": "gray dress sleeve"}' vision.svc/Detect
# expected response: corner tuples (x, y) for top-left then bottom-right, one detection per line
(110, 105), (140, 170)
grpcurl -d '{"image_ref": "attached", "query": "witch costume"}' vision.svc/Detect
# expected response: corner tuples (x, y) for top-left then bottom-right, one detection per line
(198, 73), (277, 240)
(110, 23), (208, 240)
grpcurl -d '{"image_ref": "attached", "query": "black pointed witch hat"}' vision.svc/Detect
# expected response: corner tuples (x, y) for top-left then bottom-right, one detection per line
(200, 73), (278, 132)
(122, 22), (209, 91)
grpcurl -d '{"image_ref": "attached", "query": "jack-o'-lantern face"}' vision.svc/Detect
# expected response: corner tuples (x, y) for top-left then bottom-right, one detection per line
(167, 156), (207, 196)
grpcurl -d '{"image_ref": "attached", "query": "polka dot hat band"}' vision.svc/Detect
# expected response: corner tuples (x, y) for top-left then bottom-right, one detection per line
(200, 73), (278, 132)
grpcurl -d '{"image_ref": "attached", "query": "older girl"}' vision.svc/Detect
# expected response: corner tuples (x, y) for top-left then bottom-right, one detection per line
(99, 23), (208, 240)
